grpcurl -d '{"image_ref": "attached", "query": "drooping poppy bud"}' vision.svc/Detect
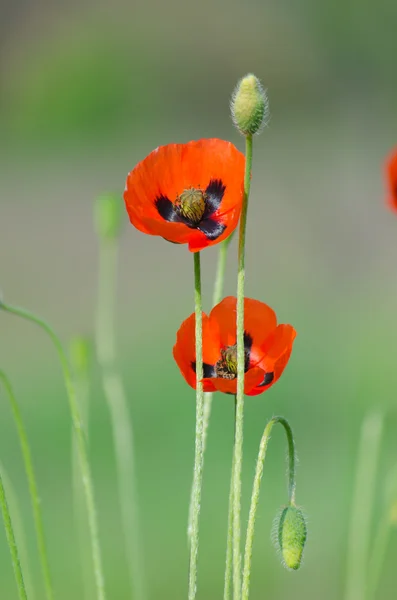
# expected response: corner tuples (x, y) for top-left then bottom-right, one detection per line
(231, 74), (269, 136)
(273, 505), (307, 570)
(94, 193), (124, 240)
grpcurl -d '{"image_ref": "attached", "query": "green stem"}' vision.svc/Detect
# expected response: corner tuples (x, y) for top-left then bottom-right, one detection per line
(233, 133), (253, 600)
(188, 251), (205, 600)
(241, 417), (296, 600)
(72, 371), (93, 600)
(0, 302), (106, 600)
(95, 237), (146, 600)
(0, 370), (53, 600)
(223, 396), (237, 600)
(188, 234), (234, 542)
(0, 469), (27, 600)
(344, 410), (384, 600)
(0, 461), (36, 600)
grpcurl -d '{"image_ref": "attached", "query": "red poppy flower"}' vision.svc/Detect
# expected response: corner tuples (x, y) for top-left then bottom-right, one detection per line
(123, 139), (245, 252)
(173, 297), (296, 396)
(386, 148), (397, 211)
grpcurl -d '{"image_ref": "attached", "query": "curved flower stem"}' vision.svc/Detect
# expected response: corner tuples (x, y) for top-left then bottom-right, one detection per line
(233, 133), (253, 600)
(95, 236), (145, 600)
(188, 251), (205, 600)
(0, 370), (53, 600)
(241, 416), (296, 600)
(0, 461), (36, 600)
(188, 234), (234, 543)
(0, 470), (27, 600)
(223, 396), (237, 600)
(0, 301), (106, 600)
(344, 410), (383, 600)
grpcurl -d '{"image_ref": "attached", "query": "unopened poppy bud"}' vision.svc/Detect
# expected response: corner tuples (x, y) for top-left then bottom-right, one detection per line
(231, 74), (269, 136)
(273, 505), (307, 570)
(69, 336), (91, 375)
(94, 193), (123, 240)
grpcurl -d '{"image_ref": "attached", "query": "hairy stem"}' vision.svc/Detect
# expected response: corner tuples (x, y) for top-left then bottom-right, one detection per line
(242, 416), (296, 599)
(233, 133), (253, 600)
(188, 251), (205, 600)
(224, 397), (237, 600)
(188, 234), (234, 542)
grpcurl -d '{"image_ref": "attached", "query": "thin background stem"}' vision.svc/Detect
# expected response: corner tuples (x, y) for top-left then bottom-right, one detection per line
(0, 302), (106, 600)
(241, 416), (296, 600)
(0, 370), (53, 600)
(367, 512), (391, 599)
(367, 463), (397, 599)
(188, 251), (205, 600)
(188, 234), (234, 542)
(95, 236), (145, 600)
(233, 133), (253, 600)
(344, 410), (384, 600)
(0, 461), (36, 600)
(71, 361), (93, 600)
(0, 469), (27, 600)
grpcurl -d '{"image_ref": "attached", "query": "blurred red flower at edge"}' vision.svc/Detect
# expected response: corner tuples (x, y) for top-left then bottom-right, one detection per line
(386, 148), (397, 211)
(173, 297), (296, 397)
(124, 139), (245, 252)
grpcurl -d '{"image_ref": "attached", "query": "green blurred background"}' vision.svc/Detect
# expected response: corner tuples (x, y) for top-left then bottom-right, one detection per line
(1, 0), (397, 598)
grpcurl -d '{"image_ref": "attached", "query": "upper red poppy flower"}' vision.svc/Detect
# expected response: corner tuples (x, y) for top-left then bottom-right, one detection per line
(386, 148), (397, 211)
(173, 297), (296, 397)
(123, 139), (245, 252)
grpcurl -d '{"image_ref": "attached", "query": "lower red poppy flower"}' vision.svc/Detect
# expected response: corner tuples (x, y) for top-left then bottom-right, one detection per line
(123, 139), (245, 252)
(173, 297), (296, 396)
(386, 148), (397, 211)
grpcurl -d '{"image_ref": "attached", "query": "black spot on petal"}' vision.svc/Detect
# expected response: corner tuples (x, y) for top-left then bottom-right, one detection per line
(243, 332), (253, 371)
(155, 195), (183, 223)
(191, 362), (216, 378)
(258, 372), (274, 387)
(204, 179), (226, 217)
(198, 218), (226, 241)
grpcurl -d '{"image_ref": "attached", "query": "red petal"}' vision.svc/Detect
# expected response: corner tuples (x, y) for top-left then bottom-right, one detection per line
(209, 296), (277, 349)
(386, 148), (397, 212)
(173, 312), (220, 389)
(206, 367), (265, 395)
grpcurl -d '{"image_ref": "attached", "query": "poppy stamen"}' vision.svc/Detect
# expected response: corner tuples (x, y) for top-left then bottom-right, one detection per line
(175, 188), (206, 225)
(215, 343), (250, 380)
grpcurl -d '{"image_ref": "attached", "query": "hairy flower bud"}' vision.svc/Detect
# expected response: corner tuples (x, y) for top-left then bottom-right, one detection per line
(69, 336), (91, 375)
(231, 74), (269, 136)
(94, 193), (124, 240)
(273, 505), (307, 570)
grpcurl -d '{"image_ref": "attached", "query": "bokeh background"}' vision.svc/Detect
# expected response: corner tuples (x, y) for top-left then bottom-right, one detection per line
(1, 1), (397, 598)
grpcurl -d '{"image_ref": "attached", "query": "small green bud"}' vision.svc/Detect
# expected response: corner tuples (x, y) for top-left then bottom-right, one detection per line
(273, 505), (307, 571)
(94, 193), (124, 239)
(231, 73), (269, 136)
(69, 336), (91, 375)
